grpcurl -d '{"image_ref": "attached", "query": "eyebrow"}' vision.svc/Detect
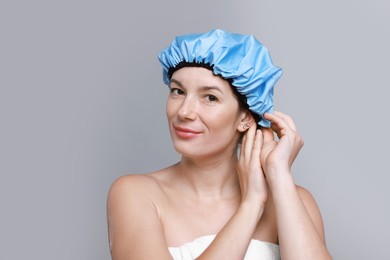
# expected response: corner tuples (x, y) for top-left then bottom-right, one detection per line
(170, 78), (183, 87)
(200, 86), (224, 94)
(170, 79), (224, 94)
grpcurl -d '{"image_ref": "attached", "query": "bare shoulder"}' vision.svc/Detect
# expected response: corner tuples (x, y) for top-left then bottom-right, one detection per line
(296, 185), (326, 242)
(109, 164), (177, 195)
(107, 168), (174, 216)
(107, 169), (174, 259)
(295, 185), (321, 213)
(107, 172), (165, 224)
(296, 185), (316, 202)
(108, 172), (164, 199)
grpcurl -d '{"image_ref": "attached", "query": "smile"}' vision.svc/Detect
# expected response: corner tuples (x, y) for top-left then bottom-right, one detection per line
(173, 126), (202, 138)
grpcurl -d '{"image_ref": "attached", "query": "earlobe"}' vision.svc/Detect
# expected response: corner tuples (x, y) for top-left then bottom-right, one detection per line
(242, 123), (250, 130)
(237, 111), (255, 132)
(238, 122), (254, 132)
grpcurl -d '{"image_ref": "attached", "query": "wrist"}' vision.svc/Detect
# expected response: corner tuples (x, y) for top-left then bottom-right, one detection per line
(263, 162), (290, 174)
(265, 168), (295, 190)
(239, 198), (265, 221)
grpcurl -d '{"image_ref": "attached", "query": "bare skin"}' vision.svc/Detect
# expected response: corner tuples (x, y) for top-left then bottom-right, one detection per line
(107, 67), (332, 259)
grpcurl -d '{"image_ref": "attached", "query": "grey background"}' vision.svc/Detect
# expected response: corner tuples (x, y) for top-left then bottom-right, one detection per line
(1, 0), (389, 259)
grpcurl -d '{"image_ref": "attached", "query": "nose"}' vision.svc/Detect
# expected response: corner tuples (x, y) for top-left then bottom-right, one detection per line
(178, 96), (197, 120)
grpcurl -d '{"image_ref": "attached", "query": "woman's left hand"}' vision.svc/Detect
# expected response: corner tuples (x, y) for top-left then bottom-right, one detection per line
(260, 111), (304, 174)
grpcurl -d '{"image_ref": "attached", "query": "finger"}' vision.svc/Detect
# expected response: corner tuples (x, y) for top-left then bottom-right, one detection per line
(239, 133), (247, 159)
(244, 123), (257, 160)
(273, 111), (298, 132)
(264, 112), (291, 136)
(251, 129), (263, 161)
(261, 127), (275, 143)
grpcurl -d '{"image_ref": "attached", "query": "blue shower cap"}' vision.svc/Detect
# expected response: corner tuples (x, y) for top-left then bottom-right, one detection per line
(158, 29), (282, 127)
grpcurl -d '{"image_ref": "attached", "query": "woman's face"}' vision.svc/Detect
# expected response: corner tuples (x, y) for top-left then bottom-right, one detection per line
(166, 67), (245, 159)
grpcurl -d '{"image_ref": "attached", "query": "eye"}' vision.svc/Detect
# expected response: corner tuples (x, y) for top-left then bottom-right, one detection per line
(170, 88), (185, 96)
(204, 94), (219, 103)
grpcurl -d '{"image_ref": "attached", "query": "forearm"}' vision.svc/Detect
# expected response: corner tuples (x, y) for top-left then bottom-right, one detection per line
(197, 125), (267, 259)
(268, 169), (332, 260)
(197, 200), (263, 260)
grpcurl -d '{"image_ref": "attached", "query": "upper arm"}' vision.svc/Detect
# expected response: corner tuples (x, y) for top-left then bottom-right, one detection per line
(297, 185), (327, 243)
(107, 175), (172, 260)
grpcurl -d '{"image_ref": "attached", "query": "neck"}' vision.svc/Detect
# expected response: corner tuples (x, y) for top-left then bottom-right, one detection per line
(174, 151), (241, 201)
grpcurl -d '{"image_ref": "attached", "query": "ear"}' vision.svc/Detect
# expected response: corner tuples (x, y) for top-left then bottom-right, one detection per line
(237, 110), (255, 132)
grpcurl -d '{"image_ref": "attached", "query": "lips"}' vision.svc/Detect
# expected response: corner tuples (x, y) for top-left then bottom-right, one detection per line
(173, 125), (202, 138)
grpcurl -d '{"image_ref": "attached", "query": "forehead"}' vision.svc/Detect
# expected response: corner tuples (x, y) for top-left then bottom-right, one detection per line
(170, 67), (232, 91)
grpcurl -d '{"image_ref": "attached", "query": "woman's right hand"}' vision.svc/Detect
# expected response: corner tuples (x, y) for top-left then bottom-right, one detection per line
(236, 123), (268, 209)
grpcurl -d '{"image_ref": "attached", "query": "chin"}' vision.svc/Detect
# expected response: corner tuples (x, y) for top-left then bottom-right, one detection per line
(172, 142), (202, 157)
(172, 141), (236, 160)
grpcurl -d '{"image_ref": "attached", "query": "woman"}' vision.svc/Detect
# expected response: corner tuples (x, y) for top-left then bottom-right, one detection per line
(107, 29), (331, 259)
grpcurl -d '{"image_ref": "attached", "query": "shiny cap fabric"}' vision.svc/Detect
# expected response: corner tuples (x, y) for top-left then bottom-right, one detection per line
(158, 29), (282, 127)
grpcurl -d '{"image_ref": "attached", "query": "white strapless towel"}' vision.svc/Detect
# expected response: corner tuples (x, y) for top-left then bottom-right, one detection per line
(168, 235), (280, 260)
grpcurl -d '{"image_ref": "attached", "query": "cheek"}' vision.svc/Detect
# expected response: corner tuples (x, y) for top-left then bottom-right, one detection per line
(207, 110), (241, 130)
(165, 99), (175, 119)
